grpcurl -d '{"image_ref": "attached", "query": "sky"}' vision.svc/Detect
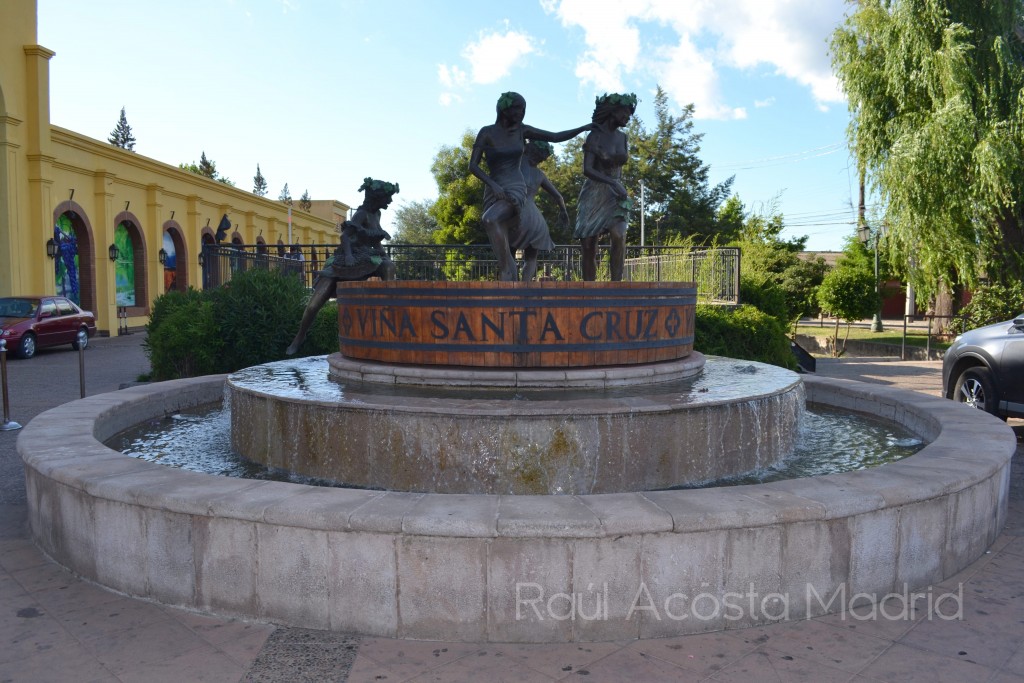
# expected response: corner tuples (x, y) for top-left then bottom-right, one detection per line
(37, 0), (860, 251)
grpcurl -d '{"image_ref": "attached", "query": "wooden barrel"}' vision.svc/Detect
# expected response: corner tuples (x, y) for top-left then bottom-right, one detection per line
(336, 280), (696, 368)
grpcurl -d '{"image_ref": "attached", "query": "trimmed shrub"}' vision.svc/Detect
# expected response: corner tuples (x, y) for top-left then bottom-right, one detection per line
(209, 268), (308, 371)
(739, 275), (788, 326)
(145, 269), (321, 380)
(696, 304), (796, 369)
(145, 298), (223, 379)
(303, 300), (340, 355)
(955, 282), (1024, 333)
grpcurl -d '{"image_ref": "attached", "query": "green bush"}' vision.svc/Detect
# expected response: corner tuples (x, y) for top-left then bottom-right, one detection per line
(144, 269), (323, 380)
(739, 275), (788, 326)
(210, 268), (308, 371)
(955, 282), (1024, 333)
(145, 298), (224, 379)
(696, 304), (796, 369)
(816, 266), (881, 356)
(303, 300), (340, 355)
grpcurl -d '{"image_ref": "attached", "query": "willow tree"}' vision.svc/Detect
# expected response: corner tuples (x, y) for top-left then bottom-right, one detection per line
(831, 0), (1024, 300)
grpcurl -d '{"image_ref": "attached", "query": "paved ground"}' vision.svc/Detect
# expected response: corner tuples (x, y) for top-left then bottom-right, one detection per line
(0, 337), (1021, 682)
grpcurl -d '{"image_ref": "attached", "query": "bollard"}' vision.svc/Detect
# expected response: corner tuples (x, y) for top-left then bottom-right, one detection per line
(0, 339), (22, 431)
(78, 330), (86, 399)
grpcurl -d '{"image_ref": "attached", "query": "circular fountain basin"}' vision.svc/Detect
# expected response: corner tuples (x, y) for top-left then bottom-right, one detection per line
(228, 355), (804, 494)
(17, 373), (1015, 642)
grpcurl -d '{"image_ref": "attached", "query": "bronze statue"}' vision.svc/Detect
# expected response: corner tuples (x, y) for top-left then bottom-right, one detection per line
(511, 140), (566, 281)
(574, 93), (637, 281)
(469, 91), (590, 281)
(285, 178), (398, 355)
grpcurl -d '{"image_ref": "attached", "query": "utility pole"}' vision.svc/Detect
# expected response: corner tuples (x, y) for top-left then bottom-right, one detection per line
(859, 169), (884, 332)
(639, 180), (645, 247)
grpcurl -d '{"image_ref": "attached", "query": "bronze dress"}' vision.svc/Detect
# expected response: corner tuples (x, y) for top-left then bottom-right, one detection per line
(481, 143), (529, 215)
(315, 220), (391, 284)
(507, 162), (556, 252)
(573, 131), (630, 239)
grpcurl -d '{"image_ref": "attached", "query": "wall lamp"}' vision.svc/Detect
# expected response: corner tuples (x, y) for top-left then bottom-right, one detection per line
(46, 238), (57, 259)
(108, 243), (119, 262)
(158, 248), (167, 265)
(198, 250), (205, 267)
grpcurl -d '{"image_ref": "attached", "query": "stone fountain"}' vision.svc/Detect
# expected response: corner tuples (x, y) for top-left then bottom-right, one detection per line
(17, 275), (1016, 642)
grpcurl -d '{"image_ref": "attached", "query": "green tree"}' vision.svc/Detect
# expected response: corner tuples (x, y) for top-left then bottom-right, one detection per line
(625, 86), (734, 244)
(179, 151), (234, 186)
(714, 195), (745, 243)
(253, 164), (268, 197)
(430, 130), (485, 244)
(108, 106), (136, 151)
(198, 151), (216, 179)
(729, 195), (825, 331)
(831, 0), (1024, 301)
(299, 189), (312, 212)
(817, 263), (881, 357)
(540, 137), (585, 243)
(392, 199), (440, 244)
(279, 183), (292, 205)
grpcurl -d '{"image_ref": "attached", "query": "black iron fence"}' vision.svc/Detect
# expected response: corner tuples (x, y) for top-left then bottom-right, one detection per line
(198, 243), (741, 304)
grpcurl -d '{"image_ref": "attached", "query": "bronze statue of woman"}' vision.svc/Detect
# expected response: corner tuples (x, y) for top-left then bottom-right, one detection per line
(511, 140), (566, 281)
(285, 178), (398, 355)
(574, 93), (637, 281)
(469, 91), (590, 281)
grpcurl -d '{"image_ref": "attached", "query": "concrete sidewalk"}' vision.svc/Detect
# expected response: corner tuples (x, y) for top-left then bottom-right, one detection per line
(0, 339), (1020, 682)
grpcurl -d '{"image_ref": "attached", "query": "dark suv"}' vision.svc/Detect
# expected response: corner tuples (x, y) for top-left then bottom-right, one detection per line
(943, 314), (1024, 419)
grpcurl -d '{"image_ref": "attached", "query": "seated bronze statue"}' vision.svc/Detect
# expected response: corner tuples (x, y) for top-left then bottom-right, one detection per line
(285, 178), (398, 355)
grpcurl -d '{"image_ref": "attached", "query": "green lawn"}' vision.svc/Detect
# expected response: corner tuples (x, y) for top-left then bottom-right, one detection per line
(795, 323), (952, 351)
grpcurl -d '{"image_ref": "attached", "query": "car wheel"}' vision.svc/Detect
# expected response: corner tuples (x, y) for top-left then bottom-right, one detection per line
(953, 366), (999, 416)
(71, 327), (89, 351)
(18, 332), (36, 359)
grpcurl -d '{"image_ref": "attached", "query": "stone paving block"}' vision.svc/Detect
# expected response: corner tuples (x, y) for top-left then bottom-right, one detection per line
(194, 516), (257, 617)
(781, 519), (849, 620)
(92, 497), (148, 597)
(326, 531), (398, 637)
(496, 495), (602, 537)
(847, 508), (899, 598)
(571, 534), (642, 641)
(256, 523), (329, 629)
(397, 536), (486, 641)
(143, 508), (195, 607)
(486, 537), (573, 643)
(638, 530), (726, 638)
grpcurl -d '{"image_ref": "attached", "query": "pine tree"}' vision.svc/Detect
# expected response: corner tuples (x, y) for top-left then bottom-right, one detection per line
(108, 107), (136, 151)
(299, 189), (312, 212)
(198, 151), (217, 179)
(253, 164), (268, 197)
(279, 183), (292, 205)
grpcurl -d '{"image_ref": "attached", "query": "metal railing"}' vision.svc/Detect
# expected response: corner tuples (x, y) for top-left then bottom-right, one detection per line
(198, 243), (741, 304)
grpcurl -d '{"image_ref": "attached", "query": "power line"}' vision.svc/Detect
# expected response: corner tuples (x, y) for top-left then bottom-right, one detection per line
(714, 143), (847, 171)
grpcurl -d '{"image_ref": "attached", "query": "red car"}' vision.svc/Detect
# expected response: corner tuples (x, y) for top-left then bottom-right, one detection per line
(0, 296), (97, 358)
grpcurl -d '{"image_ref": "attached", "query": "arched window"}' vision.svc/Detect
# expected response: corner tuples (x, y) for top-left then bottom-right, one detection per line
(114, 221), (137, 306)
(54, 213), (82, 305)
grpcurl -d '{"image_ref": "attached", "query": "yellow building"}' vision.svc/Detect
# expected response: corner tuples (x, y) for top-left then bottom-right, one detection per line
(0, 1), (346, 334)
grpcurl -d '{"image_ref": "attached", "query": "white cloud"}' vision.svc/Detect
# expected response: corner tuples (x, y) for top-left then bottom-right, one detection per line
(755, 97), (776, 108)
(436, 27), (539, 105)
(543, 0), (847, 120)
(463, 29), (538, 84)
(438, 64), (467, 90)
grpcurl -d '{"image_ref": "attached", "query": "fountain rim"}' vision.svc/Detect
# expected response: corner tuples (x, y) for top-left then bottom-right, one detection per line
(16, 370), (1015, 642)
(19, 373), (1014, 536)
(228, 353), (805, 418)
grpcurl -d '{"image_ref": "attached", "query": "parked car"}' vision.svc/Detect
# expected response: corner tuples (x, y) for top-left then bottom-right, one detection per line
(0, 296), (97, 359)
(942, 313), (1024, 419)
